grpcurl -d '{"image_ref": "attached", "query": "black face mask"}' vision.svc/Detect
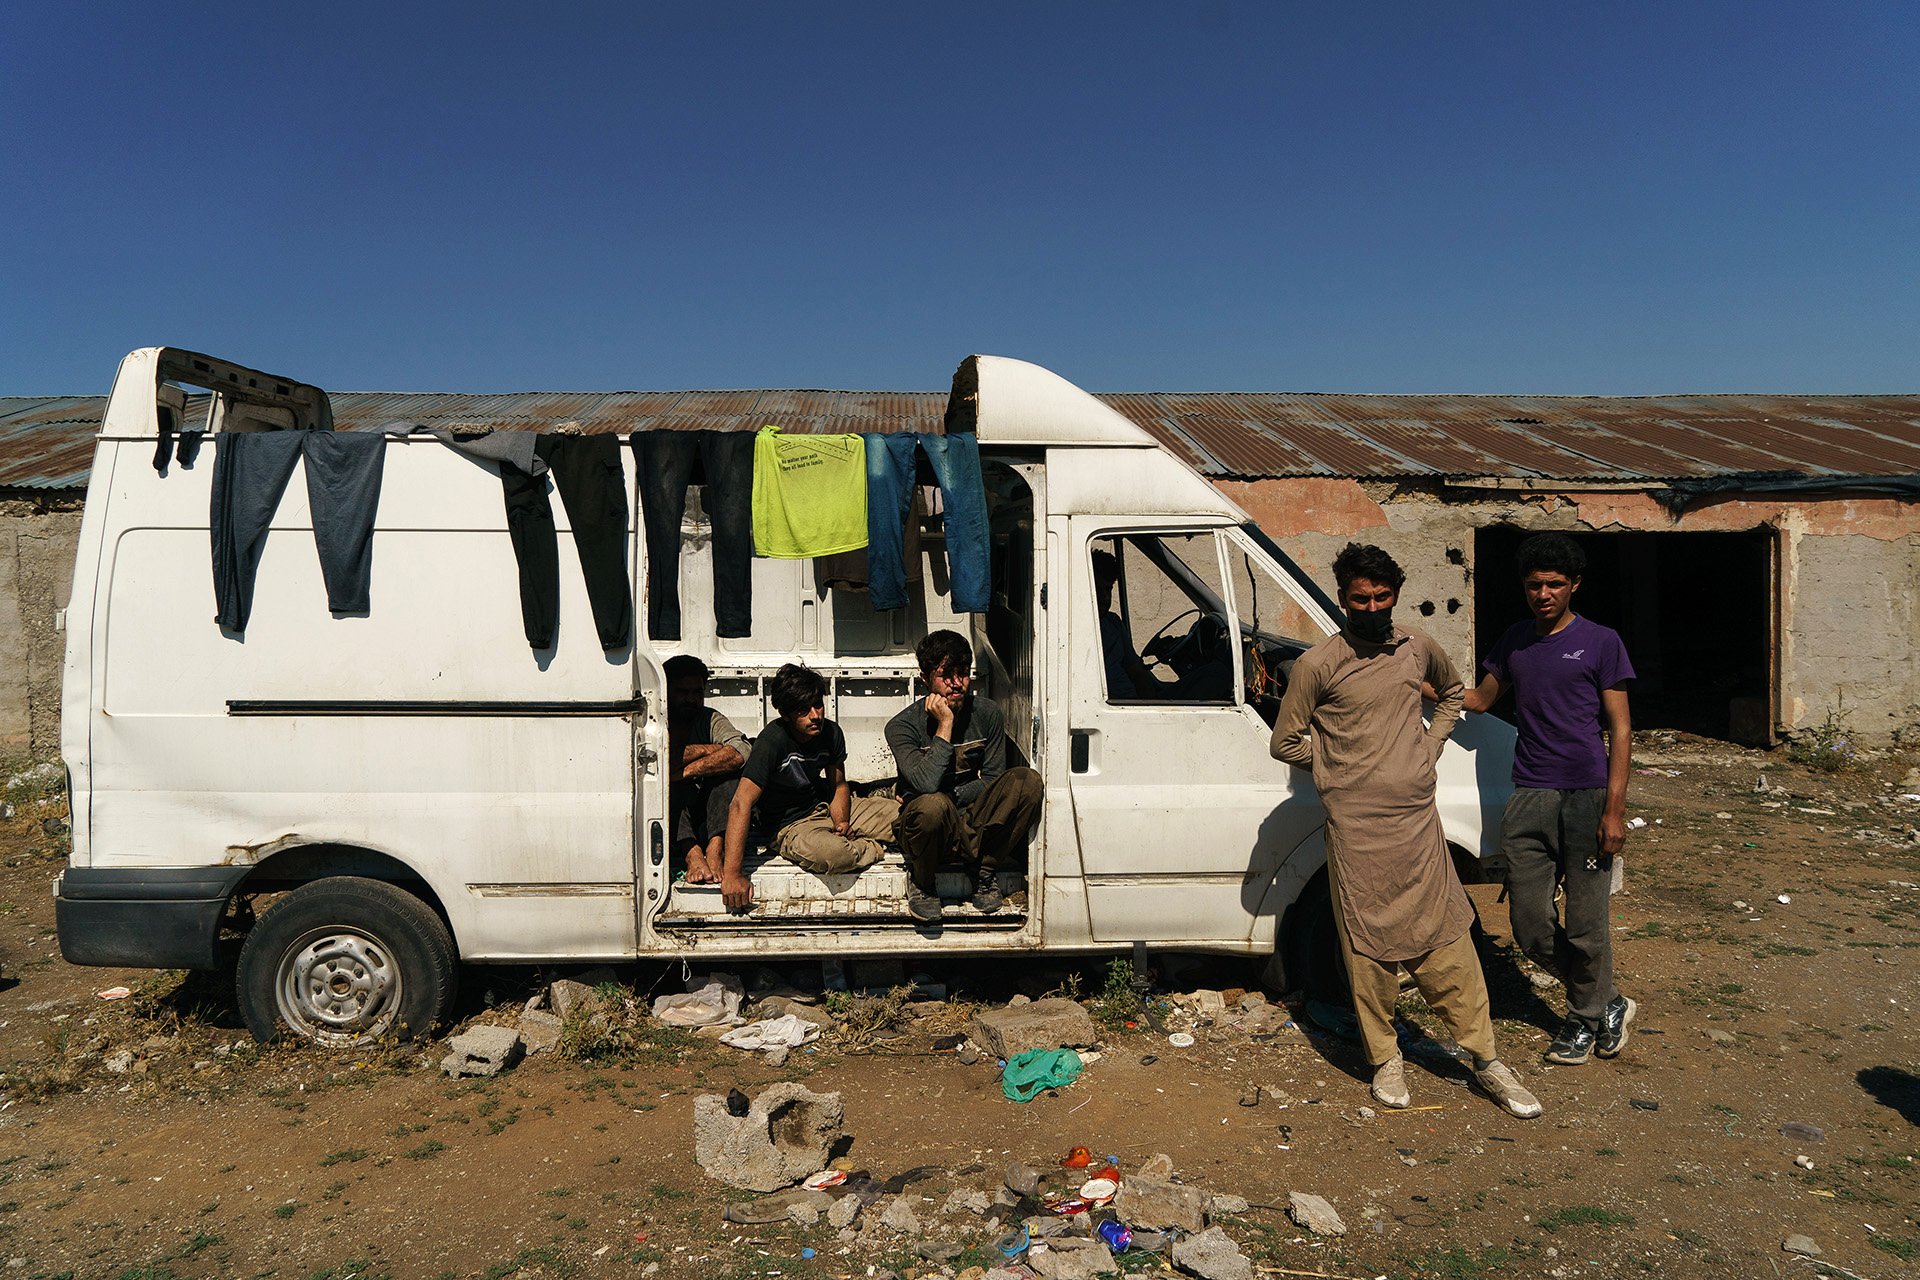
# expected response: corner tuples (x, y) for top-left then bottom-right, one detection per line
(1346, 608), (1394, 643)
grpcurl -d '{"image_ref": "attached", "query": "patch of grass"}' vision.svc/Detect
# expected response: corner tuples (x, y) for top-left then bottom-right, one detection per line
(404, 1139), (447, 1161)
(1091, 957), (1149, 1031)
(1595, 1148), (1620, 1157)
(322, 1180), (350, 1201)
(481, 1247), (577, 1280)
(1870, 1235), (1918, 1261)
(1394, 1244), (1514, 1278)
(1537, 1205), (1634, 1233)
(649, 1183), (690, 1200)
(303, 1261), (391, 1280)
(320, 1148), (369, 1166)
(1789, 706), (1860, 773)
(272, 1202), (300, 1219)
(389, 1123), (428, 1138)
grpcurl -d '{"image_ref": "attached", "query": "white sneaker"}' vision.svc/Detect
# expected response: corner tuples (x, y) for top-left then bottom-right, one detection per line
(1474, 1059), (1543, 1119)
(1371, 1057), (1411, 1109)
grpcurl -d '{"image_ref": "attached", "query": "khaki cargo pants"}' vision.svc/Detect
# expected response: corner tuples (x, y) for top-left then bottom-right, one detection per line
(771, 796), (899, 874)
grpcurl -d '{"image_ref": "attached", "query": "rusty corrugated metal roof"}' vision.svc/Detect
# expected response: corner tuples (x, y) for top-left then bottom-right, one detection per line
(5, 389), (1918, 491)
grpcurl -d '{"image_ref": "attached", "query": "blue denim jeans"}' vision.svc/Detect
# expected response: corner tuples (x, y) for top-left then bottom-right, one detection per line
(633, 430), (755, 640)
(863, 432), (989, 613)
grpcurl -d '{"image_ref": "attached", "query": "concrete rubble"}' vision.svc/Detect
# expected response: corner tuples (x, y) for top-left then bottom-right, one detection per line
(970, 998), (1100, 1058)
(1113, 1176), (1208, 1233)
(1287, 1191), (1346, 1237)
(439, 1025), (523, 1078)
(1170, 1226), (1253, 1280)
(692, 1082), (845, 1192)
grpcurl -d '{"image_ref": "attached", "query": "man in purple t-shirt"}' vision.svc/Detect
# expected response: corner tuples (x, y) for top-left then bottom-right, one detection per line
(1465, 533), (1637, 1066)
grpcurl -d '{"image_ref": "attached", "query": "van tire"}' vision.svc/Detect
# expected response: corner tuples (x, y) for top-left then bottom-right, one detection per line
(236, 877), (457, 1047)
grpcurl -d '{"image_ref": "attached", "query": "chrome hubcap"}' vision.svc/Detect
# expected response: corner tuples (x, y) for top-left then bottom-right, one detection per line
(278, 930), (400, 1044)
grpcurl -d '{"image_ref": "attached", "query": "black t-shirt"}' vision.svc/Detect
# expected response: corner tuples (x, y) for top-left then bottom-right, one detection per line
(741, 718), (846, 832)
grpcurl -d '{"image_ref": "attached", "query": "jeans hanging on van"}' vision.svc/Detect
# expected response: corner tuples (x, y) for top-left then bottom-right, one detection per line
(501, 434), (633, 650)
(632, 430), (754, 640)
(210, 430), (386, 633)
(863, 432), (989, 613)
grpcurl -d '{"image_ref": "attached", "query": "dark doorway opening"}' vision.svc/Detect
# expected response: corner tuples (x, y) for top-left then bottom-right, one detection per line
(1472, 527), (1775, 743)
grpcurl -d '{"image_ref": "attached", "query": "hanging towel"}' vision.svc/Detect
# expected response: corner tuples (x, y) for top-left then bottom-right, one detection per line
(751, 426), (868, 558)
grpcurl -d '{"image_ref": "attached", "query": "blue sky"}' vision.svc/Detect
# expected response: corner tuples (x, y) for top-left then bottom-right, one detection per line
(3, 2), (1915, 395)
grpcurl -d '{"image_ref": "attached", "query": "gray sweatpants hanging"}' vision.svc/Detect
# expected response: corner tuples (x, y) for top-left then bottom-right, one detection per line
(210, 431), (386, 633)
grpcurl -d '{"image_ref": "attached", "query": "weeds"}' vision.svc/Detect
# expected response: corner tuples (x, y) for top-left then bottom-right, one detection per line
(1790, 705), (1860, 773)
(1536, 1205), (1634, 1232)
(1092, 958), (1148, 1031)
(827, 985), (914, 1050)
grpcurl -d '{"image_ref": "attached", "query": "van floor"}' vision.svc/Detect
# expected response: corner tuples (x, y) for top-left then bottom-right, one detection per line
(653, 846), (1028, 929)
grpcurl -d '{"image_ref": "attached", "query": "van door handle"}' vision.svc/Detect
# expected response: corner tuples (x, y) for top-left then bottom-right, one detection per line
(1070, 729), (1093, 774)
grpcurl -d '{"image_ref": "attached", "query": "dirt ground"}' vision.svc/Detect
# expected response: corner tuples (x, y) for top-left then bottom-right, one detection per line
(2, 731), (1917, 1280)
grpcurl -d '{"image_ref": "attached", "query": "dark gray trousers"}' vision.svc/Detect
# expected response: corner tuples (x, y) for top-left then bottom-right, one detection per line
(1502, 786), (1615, 1027)
(211, 431), (386, 633)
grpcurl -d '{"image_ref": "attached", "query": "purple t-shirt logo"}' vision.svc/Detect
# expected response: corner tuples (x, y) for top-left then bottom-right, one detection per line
(1483, 615), (1635, 791)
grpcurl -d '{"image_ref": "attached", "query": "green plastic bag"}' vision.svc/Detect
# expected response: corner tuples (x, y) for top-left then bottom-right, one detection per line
(1001, 1048), (1084, 1103)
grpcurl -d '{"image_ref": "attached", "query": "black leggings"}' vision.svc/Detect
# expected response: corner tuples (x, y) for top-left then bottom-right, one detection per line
(501, 435), (633, 650)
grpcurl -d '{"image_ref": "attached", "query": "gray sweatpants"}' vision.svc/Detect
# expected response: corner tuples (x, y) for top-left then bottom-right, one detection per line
(211, 431), (386, 632)
(1501, 786), (1616, 1028)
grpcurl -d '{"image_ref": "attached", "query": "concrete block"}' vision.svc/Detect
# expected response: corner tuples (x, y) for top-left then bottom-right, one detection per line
(970, 998), (1098, 1058)
(1287, 1191), (1345, 1237)
(692, 1082), (844, 1191)
(440, 1025), (524, 1078)
(1114, 1176), (1207, 1233)
(518, 1008), (564, 1054)
(1170, 1226), (1253, 1280)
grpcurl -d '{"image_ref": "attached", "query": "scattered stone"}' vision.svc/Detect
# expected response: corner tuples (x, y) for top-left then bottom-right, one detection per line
(1357, 1106), (1377, 1120)
(1207, 1193), (1250, 1217)
(1029, 1238), (1118, 1280)
(958, 1268), (986, 1280)
(1287, 1191), (1346, 1237)
(1236, 991), (1268, 1012)
(1113, 1176), (1207, 1233)
(693, 1083), (845, 1191)
(763, 1045), (791, 1068)
(1703, 1028), (1736, 1046)
(548, 978), (603, 1019)
(944, 1188), (991, 1216)
(827, 1194), (862, 1228)
(787, 1199), (822, 1226)
(1782, 1235), (1821, 1258)
(957, 1043), (982, 1065)
(102, 1049), (135, 1074)
(1238, 1004), (1292, 1036)
(1005, 1162), (1042, 1196)
(1170, 1226), (1253, 1280)
(722, 1188), (834, 1224)
(1136, 1153), (1176, 1180)
(748, 995), (834, 1029)
(915, 1242), (964, 1263)
(518, 1008), (564, 1054)
(439, 1025), (523, 1078)
(41, 817), (69, 838)
(1192, 989), (1227, 1013)
(971, 998), (1098, 1058)
(1025, 1215), (1070, 1238)
(876, 1195), (922, 1234)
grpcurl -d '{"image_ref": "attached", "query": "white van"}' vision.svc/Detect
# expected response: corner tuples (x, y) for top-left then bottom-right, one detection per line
(55, 348), (1516, 1045)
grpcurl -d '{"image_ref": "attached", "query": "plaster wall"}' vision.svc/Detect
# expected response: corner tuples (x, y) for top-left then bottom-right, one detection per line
(1222, 478), (1920, 744)
(0, 494), (82, 756)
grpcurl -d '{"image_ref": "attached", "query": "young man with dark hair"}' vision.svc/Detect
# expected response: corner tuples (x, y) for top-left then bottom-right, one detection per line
(885, 629), (1043, 922)
(663, 654), (748, 884)
(719, 663), (896, 911)
(1465, 532), (1637, 1065)
(1272, 542), (1542, 1118)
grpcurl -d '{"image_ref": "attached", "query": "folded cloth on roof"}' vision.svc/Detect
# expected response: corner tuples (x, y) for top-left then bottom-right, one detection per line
(383, 423), (547, 476)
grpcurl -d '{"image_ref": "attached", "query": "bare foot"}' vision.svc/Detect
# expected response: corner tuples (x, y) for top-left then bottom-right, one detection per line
(685, 847), (718, 883)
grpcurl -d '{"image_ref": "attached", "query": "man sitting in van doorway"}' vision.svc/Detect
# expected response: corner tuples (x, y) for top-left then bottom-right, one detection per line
(886, 630), (1043, 923)
(664, 654), (750, 886)
(1270, 543), (1543, 1120)
(719, 663), (897, 911)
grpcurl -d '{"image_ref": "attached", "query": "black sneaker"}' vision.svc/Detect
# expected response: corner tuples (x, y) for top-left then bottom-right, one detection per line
(1595, 995), (1637, 1058)
(906, 886), (943, 923)
(970, 868), (1005, 914)
(1543, 1017), (1595, 1065)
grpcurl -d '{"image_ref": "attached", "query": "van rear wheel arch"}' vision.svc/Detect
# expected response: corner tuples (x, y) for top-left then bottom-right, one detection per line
(236, 875), (458, 1047)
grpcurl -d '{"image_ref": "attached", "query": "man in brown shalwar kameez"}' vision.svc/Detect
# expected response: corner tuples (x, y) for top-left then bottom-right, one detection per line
(1271, 543), (1542, 1119)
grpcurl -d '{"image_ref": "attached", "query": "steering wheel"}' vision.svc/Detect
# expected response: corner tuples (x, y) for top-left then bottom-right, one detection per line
(1142, 608), (1233, 676)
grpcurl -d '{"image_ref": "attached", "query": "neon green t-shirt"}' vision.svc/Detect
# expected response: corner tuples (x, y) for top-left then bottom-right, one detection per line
(751, 426), (869, 558)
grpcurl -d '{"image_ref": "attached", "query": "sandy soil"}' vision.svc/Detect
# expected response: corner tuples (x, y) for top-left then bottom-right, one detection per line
(1, 732), (1916, 1280)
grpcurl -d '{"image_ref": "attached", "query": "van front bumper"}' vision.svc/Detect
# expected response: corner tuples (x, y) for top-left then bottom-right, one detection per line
(55, 866), (248, 969)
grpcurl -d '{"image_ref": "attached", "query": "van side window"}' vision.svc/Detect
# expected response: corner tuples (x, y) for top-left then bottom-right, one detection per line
(1089, 533), (1235, 704)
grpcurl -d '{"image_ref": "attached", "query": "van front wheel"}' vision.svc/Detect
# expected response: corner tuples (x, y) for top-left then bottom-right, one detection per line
(237, 877), (457, 1046)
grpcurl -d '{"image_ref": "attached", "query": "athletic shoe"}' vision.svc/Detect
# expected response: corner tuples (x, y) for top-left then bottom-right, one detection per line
(1371, 1057), (1411, 1109)
(970, 868), (1005, 914)
(1544, 1017), (1595, 1065)
(906, 887), (943, 922)
(1474, 1059), (1543, 1119)
(1595, 995), (1637, 1058)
